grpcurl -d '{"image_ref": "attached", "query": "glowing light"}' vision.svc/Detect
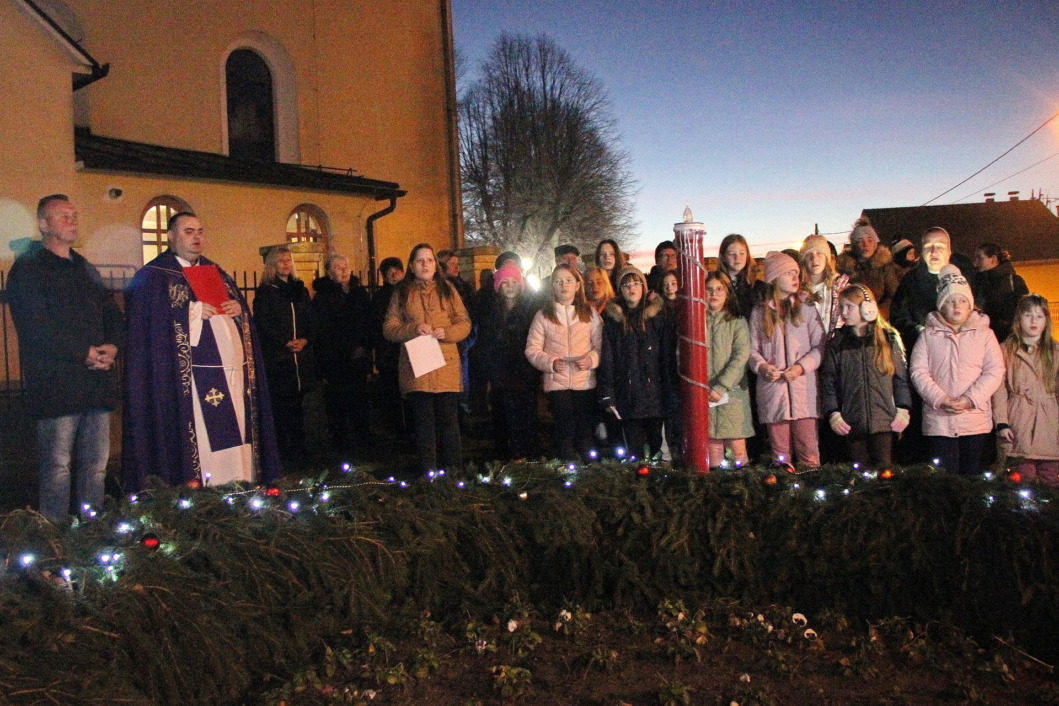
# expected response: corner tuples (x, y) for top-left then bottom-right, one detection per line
(19, 553), (35, 567)
(61, 568), (72, 580)
(225, 496), (235, 505)
(842, 489), (850, 496)
(720, 460), (729, 469)
(778, 455), (786, 463)
(852, 463), (860, 470)
(564, 481), (573, 488)
(177, 498), (192, 510)
(438, 469), (446, 476)
(983, 471), (994, 480)
(288, 500), (300, 512)
(526, 273), (541, 291)
(616, 447), (626, 458)
(792, 483), (801, 490)
(399, 481), (409, 488)
(204, 472), (212, 485)
(502, 477), (512, 486)
(341, 463), (351, 473)
(932, 458), (941, 466)
(250, 497), (265, 510)
(427, 471), (436, 478)
(588, 450), (598, 459)
(319, 491), (331, 502)
(567, 463), (576, 472)
(518, 492), (528, 500)
(1019, 489), (1033, 500)
(99, 553), (113, 564)
(129, 494), (139, 504)
(814, 489), (826, 501)
(387, 476), (396, 483)
(116, 522), (133, 534)
(456, 481), (466, 488)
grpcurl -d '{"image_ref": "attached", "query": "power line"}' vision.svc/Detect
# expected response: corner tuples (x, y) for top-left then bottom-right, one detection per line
(921, 108), (1059, 206)
(950, 150), (1059, 204)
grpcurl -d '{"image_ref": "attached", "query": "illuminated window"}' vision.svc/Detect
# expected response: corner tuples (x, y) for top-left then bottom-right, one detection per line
(226, 49), (275, 162)
(141, 196), (191, 264)
(286, 204), (329, 246)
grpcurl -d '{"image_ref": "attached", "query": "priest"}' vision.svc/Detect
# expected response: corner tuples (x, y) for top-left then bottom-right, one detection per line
(123, 211), (281, 489)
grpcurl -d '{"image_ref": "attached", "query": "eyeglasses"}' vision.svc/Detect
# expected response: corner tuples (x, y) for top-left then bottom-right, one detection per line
(621, 281), (643, 290)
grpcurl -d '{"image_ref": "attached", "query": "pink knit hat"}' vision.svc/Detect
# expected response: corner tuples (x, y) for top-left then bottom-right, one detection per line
(492, 262), (524, 292)
(764, 251), (799, 284)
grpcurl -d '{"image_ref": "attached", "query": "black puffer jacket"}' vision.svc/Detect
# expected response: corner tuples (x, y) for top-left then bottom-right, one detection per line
(972, 260), (1028, 342)
(819, 325), (911, 435)
(598, 297), (672, 420)
(253, 277), (317, 396)
(311, 277), (373, 384)
(477, 295), (539, 392)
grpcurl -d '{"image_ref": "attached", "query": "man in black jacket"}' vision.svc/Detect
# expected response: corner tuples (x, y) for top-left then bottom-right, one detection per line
(7, 195), (124, 519)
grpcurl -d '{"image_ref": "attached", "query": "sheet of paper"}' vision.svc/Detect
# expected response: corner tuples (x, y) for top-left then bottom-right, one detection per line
(708, 392), (730, 408)
(404, 335), (446, 378)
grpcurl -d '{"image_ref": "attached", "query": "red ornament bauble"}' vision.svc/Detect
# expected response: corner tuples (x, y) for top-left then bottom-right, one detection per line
(141, 533), (160, 550)
(763, 474), (778, 486)
(265, 485), (282, 498)
(1008, 471), (1022, 483)
(186, 478), (201, 490)
(780, 462), (797, 474)
(636, 465), (650, 477)
(879, 469), (893, 479)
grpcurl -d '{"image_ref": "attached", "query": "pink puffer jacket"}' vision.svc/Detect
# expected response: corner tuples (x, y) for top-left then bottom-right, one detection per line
(910, 311), (1005, 437)
(525, 303), (602, 392)
(748, 297), (825, 424)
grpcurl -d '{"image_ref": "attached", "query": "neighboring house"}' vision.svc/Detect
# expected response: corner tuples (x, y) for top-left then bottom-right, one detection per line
(0, 0), (462, 283)
(861, 197), (1059, 303)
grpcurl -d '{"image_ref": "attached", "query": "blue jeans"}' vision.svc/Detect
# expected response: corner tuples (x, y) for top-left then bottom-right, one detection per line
(36, 411), (110, 518)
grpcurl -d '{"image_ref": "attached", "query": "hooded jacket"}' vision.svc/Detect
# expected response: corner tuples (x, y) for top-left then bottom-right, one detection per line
(748, 294), (825, 424)
(598, 291), (671, 420)
(835, 244), (901, 320)
(909, 310), (1005, 437)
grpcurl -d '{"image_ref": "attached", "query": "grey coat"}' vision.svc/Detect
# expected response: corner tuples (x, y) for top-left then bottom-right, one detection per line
(819, 325), (912, 435)
(707, 311), (754, 439)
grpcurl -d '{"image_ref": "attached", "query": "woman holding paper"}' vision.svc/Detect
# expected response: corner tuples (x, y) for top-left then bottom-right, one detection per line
(525, 263), (602, 461)
(383, 243), (471, 474)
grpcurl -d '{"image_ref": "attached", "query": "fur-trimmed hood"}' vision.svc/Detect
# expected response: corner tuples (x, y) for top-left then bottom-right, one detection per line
(604, 294), (663, 323)
(836, 242), (893, 273)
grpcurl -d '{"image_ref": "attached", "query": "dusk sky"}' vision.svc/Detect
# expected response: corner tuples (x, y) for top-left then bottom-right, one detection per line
(452, 0), (1059, 257)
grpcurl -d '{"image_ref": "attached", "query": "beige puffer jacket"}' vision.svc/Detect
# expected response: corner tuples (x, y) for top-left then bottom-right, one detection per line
(525, 303), (602, 392)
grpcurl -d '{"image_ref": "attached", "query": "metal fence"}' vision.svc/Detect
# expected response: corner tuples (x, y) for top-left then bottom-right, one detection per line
(0, 267), (260, 393)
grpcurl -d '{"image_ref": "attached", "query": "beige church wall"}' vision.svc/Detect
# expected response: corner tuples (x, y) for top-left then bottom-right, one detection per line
(62, 0), (459, 277)
(0, 0), (80, 268)
(71, 171), (386, 283)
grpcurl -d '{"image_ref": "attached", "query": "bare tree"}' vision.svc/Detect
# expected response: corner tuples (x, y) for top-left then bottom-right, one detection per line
(459, 33), (637, 274)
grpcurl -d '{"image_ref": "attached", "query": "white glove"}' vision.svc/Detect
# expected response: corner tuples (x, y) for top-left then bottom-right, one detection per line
(829, 411), (851, 435)
(891, 408), (910, 433)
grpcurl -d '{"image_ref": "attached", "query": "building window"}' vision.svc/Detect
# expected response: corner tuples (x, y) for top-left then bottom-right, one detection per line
(286, 204), (329, 246)
(226, 49), (276, 162)
(141, 196), (191, 264)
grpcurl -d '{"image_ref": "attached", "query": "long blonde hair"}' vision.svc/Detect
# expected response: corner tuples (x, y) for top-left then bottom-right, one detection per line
(1004, 294), (1057, 394)
(542, 264), (594, 324)
(760, 281), (805, 338)
(262, 245), (298, 285)
(839, 285), (901, 376)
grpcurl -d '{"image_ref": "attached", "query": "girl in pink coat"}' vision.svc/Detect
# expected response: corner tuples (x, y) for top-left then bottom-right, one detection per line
(992, 294), (1059, 484)
(910, 265), (1005, 476)
(749, 251), (825, 466)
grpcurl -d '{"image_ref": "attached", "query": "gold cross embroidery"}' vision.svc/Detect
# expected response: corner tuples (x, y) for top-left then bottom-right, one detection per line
(204, 388), (225, 407)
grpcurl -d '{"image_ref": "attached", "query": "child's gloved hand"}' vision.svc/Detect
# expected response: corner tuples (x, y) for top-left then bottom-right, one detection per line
(829, 411), (851, 435)
(891, 408), (910, 432)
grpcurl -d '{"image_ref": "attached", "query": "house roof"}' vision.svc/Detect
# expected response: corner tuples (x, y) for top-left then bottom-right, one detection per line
(16, 0), (109, 89)
(74, 131), (406, 201)
(861, 199), (1059, 262)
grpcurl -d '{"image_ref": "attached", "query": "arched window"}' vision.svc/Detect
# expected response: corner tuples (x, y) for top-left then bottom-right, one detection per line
(141, 196), (191, 264)
(225, 49), (275, 162)
(286, 204), (330, 247)
(220, 33), (299, 163)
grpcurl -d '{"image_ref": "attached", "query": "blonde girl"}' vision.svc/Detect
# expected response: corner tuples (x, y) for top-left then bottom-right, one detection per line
(819, 285), (911, 468)
(993, 294), (1059, 484)
(748, 251), (825, 466)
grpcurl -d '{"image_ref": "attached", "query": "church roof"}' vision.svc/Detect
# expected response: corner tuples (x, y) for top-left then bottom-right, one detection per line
(74, 131), (406, 200)
(861, 199), (1059, 262)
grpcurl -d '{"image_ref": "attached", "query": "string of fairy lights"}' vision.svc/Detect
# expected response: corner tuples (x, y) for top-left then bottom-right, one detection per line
(4, 454), (1046, 592)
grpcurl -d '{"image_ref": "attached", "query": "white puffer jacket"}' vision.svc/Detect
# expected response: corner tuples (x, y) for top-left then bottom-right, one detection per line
(525, 303), (602, 392)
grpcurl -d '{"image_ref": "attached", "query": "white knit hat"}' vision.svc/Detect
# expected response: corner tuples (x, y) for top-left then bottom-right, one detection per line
(936, 264), (974, 310)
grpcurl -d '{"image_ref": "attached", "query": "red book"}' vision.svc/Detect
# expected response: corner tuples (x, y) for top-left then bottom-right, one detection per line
(183, 265), (229, 308)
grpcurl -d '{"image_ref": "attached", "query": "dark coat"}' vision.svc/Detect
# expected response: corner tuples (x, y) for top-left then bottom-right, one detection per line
(372, 284), (400, 375)
(6, 243), (124, 419)
(253, 277), (317, 396)
(835, 244), (901, 320)
(820, 325), (912, 435)
(972, 260), (1028, 342)
(598, 298), (672, 420)
(311, 277), (373, 384)
(890, 255), (974, 353)
(477, 295), (539, 392)
(729, 272), (765, 319)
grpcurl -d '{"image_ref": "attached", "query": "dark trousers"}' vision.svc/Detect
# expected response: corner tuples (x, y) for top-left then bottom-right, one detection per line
(847, 432), (893, 469)
(408, 391), (462, 473)
(490, 387), (538, 459)
(547, 389), (597, 461)
(324, 367), (370, 450)
(271, 389), (306, 457)
(623, 417), (664, 459)
(928, 434), (989, 476)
